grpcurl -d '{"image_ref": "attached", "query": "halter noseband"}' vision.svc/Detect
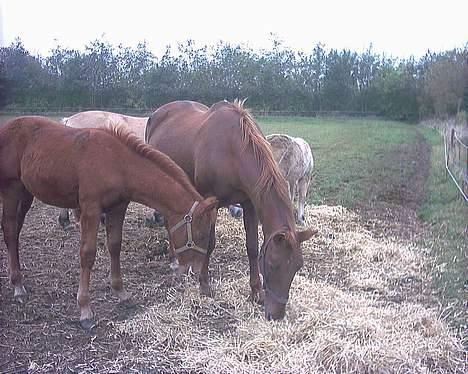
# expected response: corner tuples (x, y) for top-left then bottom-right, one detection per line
(259, 230), (290, 305)
(169, 201), (208, 255)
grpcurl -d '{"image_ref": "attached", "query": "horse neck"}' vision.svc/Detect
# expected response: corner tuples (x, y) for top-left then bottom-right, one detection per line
(236, 146), (295, 235)
(251, 188), (295, 236)
(126, 158), (199, 217)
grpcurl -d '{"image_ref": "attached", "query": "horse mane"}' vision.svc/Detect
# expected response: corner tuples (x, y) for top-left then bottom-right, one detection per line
(230, 99), (291, 205)
(102, 125), (200, 198)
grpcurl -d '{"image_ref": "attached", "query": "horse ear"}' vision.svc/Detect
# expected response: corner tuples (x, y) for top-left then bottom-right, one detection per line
(198, 196), (219, 215)
(297, 227), (318, 243)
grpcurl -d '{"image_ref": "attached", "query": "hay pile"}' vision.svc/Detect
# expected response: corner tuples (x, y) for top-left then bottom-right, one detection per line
(115, 206), (465, 373)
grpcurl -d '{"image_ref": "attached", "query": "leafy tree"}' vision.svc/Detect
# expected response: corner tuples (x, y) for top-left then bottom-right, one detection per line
(322, 49), (358, 111)
(424, 50), (466, 117)
(1, 38), (49, 107)
(1, 36), (466, 121)
(0, 55), (8, 108)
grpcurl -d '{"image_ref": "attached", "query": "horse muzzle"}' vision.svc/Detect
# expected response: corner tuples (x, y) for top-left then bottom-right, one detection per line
(264, 297), (287, 321)
(170, 257), (202, 275)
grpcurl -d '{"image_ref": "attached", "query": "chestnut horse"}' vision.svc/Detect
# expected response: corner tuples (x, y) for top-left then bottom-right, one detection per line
(59, 110), (149, 230)
(0, 116), (218, 328)
(145, 100), (317, 320)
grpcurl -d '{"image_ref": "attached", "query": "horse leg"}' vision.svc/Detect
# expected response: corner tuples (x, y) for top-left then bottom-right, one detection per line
(296, 175), (311, 226)
(73, 208), (81, 223)
(199, 222), (215, 297)
(105, 202), (131, 302)
(17, 191), (34, 240)
(58, 208), (73, 231)
(1, 186), (33, 300)
(76, 208), (101, 329)
(242, 200), (263, 304)
(228, 204), (243, 218)
(14, 193), (34, 300)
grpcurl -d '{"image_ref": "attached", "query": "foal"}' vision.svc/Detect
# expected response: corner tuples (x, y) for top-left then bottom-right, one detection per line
(0, 116), (218, 328)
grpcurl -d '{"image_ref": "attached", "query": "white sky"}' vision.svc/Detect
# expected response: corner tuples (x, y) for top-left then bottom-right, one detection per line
(0, 0), (467, 59)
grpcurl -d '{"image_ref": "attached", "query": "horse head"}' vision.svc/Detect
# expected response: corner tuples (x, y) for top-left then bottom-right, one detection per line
(167, 196), (218, 274)
(260, 226), (318, 320)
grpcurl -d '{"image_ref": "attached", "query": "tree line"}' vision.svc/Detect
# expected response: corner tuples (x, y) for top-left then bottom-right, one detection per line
(0, 37), (467, 121)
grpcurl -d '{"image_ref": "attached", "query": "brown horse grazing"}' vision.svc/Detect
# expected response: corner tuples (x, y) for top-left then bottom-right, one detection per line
(0, 116), (218, 329)
(58, 110), (149, 230)
(145, 100), (317, 320)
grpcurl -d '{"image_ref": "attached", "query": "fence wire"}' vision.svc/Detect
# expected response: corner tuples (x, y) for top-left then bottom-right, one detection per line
(445, 128), (468, 203)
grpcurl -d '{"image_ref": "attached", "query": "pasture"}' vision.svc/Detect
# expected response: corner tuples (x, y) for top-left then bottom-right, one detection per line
(0, 114), (466, 373)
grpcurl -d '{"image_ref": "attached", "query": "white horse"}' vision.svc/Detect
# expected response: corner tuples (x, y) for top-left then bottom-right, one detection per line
(58, 110), (150, 230)
(229, 134), (314, 225)
(62, 110), (148, 140)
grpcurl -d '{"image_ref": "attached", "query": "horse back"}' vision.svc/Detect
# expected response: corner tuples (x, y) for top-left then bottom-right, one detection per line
(145, 101), (211, 177)
(0, 117), (129, 207)
(66, 111), (147, 140)
(146, 100), (258, 202)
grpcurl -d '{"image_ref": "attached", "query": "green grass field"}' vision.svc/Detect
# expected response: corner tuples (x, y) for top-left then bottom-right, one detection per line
(258, 116), (418, 207)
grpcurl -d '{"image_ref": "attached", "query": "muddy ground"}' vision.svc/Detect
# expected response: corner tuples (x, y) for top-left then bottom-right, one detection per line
(0, 129), (455, 373)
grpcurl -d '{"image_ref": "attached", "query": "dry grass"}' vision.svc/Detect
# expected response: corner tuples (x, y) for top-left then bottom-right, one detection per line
(114, 206), (466, 373)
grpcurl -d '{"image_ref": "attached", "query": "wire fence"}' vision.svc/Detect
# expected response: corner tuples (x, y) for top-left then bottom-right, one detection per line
(445, 128), (468, 202)
(0, 106), (378, 119)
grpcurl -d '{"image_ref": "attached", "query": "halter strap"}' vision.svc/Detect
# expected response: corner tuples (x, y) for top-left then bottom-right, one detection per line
(259, 230), (290, 305)
(169, 201), (208, 255)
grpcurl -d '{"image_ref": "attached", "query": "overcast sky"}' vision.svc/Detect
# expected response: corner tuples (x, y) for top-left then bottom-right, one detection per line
(0, 0), (466, 59)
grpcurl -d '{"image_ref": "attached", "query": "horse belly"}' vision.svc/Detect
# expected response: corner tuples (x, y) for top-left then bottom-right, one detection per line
(20, 152), (79, 208)
(22, 174), (79, 208)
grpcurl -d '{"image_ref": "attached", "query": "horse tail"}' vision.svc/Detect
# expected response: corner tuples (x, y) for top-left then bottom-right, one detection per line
(144, 107), (171, 144)
(144, 115), (152, 143)
(61, 117), (70, 126)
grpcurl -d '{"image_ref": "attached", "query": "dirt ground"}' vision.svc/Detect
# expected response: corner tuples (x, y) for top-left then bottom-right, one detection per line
(0, 128), (459, 373)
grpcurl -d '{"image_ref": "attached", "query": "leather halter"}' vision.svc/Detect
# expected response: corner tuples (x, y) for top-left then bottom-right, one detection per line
(169, 201), (207, 255)
(259, 230), (290, 305)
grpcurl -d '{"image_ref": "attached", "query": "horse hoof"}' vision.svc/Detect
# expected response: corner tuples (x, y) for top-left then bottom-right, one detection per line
(80, 318), (95, 331)
(120, 298), (137, 309)
(228, 205), (243, 219)
(145, 217), (164, 228)
(200, 284), (213, 298)
(14, 286), (27, 302)
(62, 223), (75, 232)
(14, 295), (27, 304)
(248, 289), (265, 305)
(112, 288), (132, 302)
